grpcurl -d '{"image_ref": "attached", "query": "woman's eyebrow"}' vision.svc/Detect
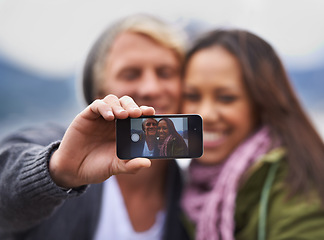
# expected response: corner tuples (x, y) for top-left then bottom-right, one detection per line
(214, 86), (240, 94)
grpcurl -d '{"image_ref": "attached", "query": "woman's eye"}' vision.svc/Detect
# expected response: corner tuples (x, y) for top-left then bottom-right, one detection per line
(183, 92), (201, 102)
(217, 95), (237, 103)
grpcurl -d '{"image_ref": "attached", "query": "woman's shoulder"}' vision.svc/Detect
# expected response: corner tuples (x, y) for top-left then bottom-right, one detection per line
(236, 147), (324, 240)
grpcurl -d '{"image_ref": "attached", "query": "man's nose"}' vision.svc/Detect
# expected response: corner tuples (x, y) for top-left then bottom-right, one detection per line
(137, 70), (160, 96)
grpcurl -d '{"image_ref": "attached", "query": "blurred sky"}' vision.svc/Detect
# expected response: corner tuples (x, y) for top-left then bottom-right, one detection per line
(0, 0), (324, 76)
(0, 0), (323, 141)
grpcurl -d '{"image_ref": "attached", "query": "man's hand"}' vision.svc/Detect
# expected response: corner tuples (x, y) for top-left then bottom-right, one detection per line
(49, 94), (155, 188)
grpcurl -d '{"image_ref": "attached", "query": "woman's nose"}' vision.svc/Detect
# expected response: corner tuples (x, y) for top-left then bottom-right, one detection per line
(199, 100), (220, 123)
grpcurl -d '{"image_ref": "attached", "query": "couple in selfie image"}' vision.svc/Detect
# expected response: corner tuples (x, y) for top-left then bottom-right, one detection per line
(1, 13), (324, 240)
(134, 118), (188, 158)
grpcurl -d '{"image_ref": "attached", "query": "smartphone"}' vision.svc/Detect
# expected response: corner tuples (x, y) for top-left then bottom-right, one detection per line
(116, 114), (203, 160)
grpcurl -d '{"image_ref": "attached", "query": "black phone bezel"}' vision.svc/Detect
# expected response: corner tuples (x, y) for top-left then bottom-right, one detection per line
(116, 114), (203, 160)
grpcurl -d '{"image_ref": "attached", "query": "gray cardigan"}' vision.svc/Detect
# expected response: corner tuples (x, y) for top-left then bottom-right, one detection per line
(0, 124), (189, 240)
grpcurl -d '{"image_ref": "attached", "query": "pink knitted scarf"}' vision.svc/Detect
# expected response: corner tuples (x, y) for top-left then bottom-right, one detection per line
(181, 126), (272, 240)
(159, 134), (173, 156)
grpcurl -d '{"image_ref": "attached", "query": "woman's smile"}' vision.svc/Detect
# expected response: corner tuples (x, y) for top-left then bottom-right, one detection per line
(203, 131), (226, 148)
(183, 46), (256, 164)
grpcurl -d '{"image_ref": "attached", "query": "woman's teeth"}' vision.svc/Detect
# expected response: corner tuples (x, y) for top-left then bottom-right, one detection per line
(204, 131), (223, 142)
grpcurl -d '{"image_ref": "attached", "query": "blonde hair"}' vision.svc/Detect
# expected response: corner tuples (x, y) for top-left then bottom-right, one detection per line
(82, 13), (187, 104)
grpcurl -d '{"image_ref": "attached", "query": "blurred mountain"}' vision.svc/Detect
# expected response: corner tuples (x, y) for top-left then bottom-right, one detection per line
(0, 52), (323, 139)
(0, 54), (82, 138)
(288, 68), (324, 110)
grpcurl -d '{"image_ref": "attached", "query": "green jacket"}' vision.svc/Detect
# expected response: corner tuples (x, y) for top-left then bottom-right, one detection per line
(235, 148), (324, 240)
(166, 136), (188, 157)
(184, 148), (324, 239)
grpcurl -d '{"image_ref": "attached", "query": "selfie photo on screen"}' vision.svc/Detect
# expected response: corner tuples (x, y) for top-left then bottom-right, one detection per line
(131, 117), (188, 158)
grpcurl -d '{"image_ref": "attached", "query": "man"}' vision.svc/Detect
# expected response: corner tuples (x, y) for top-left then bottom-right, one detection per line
(131, 118), (159, 158)
(141, 118), (158, 156)
(0, 14), (189, 240)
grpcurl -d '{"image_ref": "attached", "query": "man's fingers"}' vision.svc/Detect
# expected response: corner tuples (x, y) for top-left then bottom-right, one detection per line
(82, 99), (114, 121)
(139, 106), (155, 116)
(117, 158), (152, 174)
(83, 95), (156, 121)
(103, 94), (128, 119)
(120, 95), (142, 118)
(119, 96), (155, 117)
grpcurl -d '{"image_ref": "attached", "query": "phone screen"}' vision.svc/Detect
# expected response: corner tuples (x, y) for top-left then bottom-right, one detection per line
(116, 114), (203, 160)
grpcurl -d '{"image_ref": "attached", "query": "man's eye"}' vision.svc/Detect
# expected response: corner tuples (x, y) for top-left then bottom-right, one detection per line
(157, 67), (176, 79)
(183, 92), (201, 102)
(146, 123), (157, 127)
(119, 70), (140, 81)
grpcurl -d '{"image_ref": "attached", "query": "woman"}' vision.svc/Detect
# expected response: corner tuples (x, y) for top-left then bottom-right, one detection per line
(157, 118), (188, 157)
(181, 29), (324, 240)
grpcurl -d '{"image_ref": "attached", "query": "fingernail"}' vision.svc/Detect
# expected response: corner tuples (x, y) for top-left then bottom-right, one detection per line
(119, 109), (127, 114)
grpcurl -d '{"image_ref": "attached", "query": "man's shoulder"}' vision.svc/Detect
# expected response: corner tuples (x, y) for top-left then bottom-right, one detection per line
(1, 123), (66, 146)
